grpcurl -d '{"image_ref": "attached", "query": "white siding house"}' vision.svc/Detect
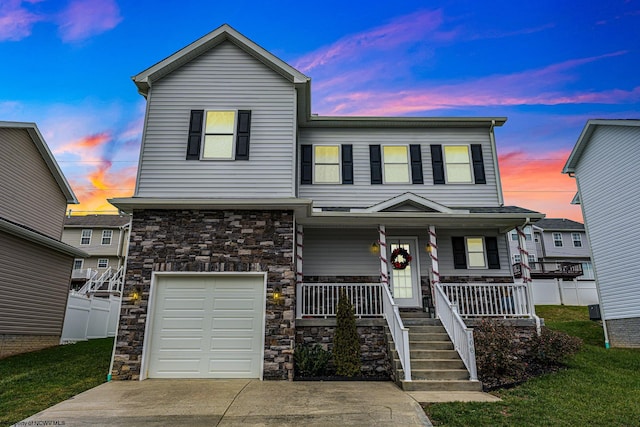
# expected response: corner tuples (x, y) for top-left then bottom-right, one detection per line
(563, 119), (640, 348)
(108, 24), (545, 388)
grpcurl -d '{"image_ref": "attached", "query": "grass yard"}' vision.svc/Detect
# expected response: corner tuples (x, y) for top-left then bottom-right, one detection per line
(0, 338), (113, 426)
(424, 306), (640, 426)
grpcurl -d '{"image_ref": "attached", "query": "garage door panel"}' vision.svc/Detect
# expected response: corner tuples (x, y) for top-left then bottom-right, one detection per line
(148, 275), (264, 379)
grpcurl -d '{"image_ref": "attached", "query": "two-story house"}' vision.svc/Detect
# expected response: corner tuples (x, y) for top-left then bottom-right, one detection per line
(108, 25), (544, 387)
(62, 214), (131, 290)
(563, 119), (640, 348)
(508, 218), (597, 305)
(0, 121), (86, 358)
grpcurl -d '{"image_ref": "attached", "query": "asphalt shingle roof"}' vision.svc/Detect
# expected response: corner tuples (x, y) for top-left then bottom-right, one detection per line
(534, 218), (584, 230)
(64, 214), (130, 228)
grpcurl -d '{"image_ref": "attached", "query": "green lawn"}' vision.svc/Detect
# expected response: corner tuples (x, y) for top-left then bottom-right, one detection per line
(0, 338), (113, 426)
(424, 306), (640, 426)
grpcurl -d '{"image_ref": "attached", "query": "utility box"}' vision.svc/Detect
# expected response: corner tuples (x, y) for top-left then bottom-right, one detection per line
(588, 304), (601, 321)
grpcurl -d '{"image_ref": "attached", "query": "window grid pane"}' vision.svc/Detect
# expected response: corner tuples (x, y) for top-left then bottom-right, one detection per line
(205, 111), (235, 134)
(444, 145), (472, 183)
(314, 146), (341, 183)
(97, 259), (108, 268)
(81, 230), (91, 245)
(382, 146), (410, 183)
(553, 233), (563, 247)
(102, 230), (113, 245)
(466, 237), (486, 268)
(203, 135), (234, 159)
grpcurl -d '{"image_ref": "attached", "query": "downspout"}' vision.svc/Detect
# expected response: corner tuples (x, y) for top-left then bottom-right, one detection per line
(107, 216), (133, 381)
(489, 120), (505, 206)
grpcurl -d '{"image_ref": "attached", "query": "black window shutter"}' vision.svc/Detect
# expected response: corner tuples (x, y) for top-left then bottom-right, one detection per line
(452, 237), (467, 269)
(409, 144), (423, 184)
(471, 144), (486, 184)
(370, 145), (382, 184)
(186, 110), (204, 160)
(342, 144), (353, 184)
(235, 110), (251, 160)
(486, 236), (500, 269)
(431, 145), (445, 184)
(300, 145), (312, 184)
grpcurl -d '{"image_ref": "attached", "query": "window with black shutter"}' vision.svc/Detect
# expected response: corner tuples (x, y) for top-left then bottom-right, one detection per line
(185, 109), (251, 160)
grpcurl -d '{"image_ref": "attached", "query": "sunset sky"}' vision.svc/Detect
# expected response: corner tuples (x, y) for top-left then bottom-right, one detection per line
(2, 1), (639, 221)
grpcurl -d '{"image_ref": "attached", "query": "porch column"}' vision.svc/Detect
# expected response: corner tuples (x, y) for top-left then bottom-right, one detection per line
(428, 225), (440, 287)
(295, 224), (303, 319)
(378, 225), (389, 287)
(516, 226), (539, 332)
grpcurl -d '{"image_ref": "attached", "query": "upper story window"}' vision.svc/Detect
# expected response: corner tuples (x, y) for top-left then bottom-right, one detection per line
(511, 226), (532, 241)
(572, 233), (582, 247)
(369, 144), (423, 185)
(553, 232), (563, 247)
(431, 144), (486, 185)
(80, 229), (92, 245)
(444, 145), (472, 183)
(186, 110), (251, 161)
(102, 230), (113, 245)
(203, 111), (236, 159)
(513, 254), (521, 264)
(314, 145), (341, 184)
(383, 145), (410, 184)
(73, 259), (84, 270)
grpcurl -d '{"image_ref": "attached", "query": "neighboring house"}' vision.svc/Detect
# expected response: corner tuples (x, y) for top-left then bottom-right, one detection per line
(0, 121), (86, 358)
(62, 214), (131, 289)
(508, 218), (597, 305)
(563, 119), (640, 348)
(108, 25), (544, 385)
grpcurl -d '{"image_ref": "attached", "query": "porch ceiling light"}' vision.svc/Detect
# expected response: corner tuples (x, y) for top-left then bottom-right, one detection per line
(370, 241), (380, 255)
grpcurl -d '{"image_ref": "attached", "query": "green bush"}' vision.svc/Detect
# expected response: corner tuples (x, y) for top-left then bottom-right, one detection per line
(294, 344), (331, 377)
(333, 290), (361, 376)
(528, 327), (582, 366)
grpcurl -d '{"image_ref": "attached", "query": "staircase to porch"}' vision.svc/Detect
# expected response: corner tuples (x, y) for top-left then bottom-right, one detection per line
(388, 312), (482, 392)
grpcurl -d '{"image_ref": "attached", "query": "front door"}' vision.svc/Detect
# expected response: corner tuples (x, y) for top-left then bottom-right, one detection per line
(387, 238), (421, 307)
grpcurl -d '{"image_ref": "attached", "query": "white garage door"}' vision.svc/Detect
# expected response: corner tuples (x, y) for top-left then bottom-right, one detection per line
(147, 275), (265, 378)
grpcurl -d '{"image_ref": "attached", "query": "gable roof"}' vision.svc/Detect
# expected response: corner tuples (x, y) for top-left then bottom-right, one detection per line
(0, 121), (78, 204)
(563, 119), (640, 174)
(534, 218), (584, 231)
(363, 193), (458, 214)
(64, 214), (130, 228)
(132, 24), (310, 97)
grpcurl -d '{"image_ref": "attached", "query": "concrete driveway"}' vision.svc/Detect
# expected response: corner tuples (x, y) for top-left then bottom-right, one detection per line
(17, 379), (432, 426)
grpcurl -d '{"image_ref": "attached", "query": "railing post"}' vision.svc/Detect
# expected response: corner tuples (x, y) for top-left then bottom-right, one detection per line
(378, 225), (389, 289)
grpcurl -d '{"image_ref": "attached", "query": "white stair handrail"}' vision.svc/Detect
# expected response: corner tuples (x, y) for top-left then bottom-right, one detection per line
(434, 283), (478, 381)
(380, 284), (411, 381)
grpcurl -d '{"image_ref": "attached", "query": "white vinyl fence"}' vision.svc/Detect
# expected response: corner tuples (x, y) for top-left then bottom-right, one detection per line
(530, 279), (598, 306)
(61, 293), (121, 343)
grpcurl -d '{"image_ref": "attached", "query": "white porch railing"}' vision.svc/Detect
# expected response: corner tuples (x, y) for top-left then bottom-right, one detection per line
(296, 283), (383, 318)
(381, 283), (412, 381)
(77, 266), (124, 296)
(439, 282), (534, 318)
(434, 283), (478, 381)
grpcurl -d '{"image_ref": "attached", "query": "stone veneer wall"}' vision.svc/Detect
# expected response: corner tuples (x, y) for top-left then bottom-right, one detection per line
(111, 209), (295, 380)
(295, 321), (391, 377)
(0, 335), (60, 359)
(606, 317), (640, 348)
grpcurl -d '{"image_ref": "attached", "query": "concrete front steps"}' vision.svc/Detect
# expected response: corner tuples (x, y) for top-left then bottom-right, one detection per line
(388, 312), (482, 392)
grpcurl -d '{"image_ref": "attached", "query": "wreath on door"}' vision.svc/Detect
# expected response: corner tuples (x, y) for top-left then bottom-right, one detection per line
(391, 247), (412, 270)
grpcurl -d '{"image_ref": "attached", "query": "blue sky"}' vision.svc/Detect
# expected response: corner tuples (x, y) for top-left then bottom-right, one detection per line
(1, 0), (639, 219)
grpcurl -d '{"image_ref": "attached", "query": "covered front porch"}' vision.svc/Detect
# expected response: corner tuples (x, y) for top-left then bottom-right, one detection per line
(293, 194), (544, 385)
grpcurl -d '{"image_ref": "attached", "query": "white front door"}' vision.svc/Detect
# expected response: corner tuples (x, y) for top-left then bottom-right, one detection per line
(387, 238), (421, 307)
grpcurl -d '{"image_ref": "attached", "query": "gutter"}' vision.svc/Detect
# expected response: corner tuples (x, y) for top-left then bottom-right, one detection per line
(489, 119), (505, 206)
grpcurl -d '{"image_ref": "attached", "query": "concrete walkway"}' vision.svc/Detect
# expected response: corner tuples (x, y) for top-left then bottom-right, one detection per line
(17, 379), (432, 426)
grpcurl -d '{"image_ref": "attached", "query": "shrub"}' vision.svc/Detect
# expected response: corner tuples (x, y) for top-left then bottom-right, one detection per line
(333, 290), (361, 376)
(294, 344), (331, 377)
(528, 327), (582, 366)
(473, 319), (526, 387)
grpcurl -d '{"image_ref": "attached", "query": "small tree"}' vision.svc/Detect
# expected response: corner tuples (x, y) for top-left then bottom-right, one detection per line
(333, 290), (361, 376)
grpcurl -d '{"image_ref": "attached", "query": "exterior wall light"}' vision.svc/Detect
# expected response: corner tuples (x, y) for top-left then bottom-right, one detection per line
(129, 288), (141, 303)
(273, 286), (283, 305)
(370, 241), (380, 255)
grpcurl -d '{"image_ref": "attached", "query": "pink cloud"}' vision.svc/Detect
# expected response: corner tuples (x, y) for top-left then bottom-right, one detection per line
(0, 0), (43, 41)
(314, 52), (637, 115)
(57, 0), (122, 42)
(293, 10), (448, 73)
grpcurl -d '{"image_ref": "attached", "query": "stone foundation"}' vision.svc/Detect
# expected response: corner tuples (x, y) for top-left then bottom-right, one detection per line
(295, 319), (391, 378)
(606, 317), (640, 348)
(111, 209), (295, 380)
(0, 334), (60, 359)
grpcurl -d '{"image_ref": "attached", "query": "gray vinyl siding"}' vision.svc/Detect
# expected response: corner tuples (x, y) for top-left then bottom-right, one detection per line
(0, 231), (72, 335)
(298, 127), (500, 208)
(302, 226), (511, 278)
(136, 41), (296, 198)
(539, 230), (591, 258)
(574, 125), (640, 320)
(0, 128), (67, 239)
